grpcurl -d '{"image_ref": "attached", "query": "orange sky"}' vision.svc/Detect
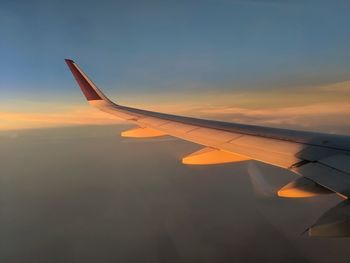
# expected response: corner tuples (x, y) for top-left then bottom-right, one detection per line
(0, 107), (122, 131)
(1, 80), (349, 134)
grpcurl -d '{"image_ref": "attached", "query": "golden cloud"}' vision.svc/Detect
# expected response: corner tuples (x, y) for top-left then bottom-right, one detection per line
(196, 102), (350, 134)
(1, 80), (349, 134)
(0, 106), (124, 131)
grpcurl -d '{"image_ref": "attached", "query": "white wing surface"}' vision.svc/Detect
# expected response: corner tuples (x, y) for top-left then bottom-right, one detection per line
(65, 59), (350, 236)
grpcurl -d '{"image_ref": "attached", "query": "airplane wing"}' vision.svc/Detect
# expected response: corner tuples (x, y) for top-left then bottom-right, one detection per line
(65, 59), (350, 237)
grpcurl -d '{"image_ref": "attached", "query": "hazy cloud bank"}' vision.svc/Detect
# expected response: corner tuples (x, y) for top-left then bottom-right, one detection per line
(0, 80), (349, 134)
(0, 107), (122, 131)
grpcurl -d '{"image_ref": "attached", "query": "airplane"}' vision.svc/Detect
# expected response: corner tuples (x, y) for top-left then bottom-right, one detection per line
(65, 59), (350, 237)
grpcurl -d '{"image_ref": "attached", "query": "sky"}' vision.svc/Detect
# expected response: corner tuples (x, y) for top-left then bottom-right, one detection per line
(0, 0), (350, 132)
(1, 2), (350, 262)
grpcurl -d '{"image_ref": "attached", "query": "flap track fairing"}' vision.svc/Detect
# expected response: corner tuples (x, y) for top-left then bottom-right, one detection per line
(278, 176), (332, 198)
(121, 127), (167, 138)
(182, 147), (250, 165)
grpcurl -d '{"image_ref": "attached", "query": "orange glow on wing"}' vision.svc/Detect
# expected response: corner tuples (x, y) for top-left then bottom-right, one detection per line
(182, 147), (250, 165)
(277, 177), (332, 198)
(277, 188), (322, 198)
(121, 127), (167, 138)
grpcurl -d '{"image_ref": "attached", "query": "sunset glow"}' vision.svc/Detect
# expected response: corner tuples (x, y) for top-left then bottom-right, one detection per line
(1, 80), (349, 133)
(1, 0), (350, 261)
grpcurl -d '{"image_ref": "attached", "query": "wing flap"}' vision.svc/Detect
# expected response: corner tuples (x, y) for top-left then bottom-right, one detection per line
(138, 116), (170, 127)
(319, 154), (350, 174)
(156, 122), (199, 134)
(219, 140), (302, 168)
(295, 155), (350, 197)
(179, 127), (242, 147)
(309, 199), (350, 237)
(230, 135), (303, 155)
(296, 145), (344, 162)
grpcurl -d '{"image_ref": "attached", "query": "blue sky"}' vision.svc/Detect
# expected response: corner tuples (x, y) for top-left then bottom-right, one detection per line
(0, 0), (350, 132)
(1, 0), (350, 101)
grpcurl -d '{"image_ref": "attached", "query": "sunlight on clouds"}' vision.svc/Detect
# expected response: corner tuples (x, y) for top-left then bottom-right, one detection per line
(133, 102), (349, 134)
(0, 106), (124, 131)
(125, 80), (350, 134)
(0, 80), (349, 134)
(319, 80), (350, 92)
(115, 80), (350, 111)
(1, 102), (349, 134)
(197, 102), (350, 132)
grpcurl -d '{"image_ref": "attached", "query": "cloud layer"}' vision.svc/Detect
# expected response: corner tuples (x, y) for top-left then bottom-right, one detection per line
(196, 102), (350, 134)
(0, 107), (123, 131)
(1, 80), (349, 134)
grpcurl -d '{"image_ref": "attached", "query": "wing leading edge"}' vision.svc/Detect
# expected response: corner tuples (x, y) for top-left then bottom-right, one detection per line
(65, 59), (350, 236)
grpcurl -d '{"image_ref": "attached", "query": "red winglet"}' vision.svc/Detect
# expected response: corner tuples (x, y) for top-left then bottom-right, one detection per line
(65, 59), (102, 101)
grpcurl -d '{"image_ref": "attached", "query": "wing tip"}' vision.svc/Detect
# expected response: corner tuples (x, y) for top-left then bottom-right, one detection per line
(65, 58), (75, 64)
(64, 58), (104, 101)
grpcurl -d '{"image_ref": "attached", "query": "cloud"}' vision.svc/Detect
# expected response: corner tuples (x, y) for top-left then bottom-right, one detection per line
(1, 101), (349, 135)
(318, 80), (350, 93)
(1, 80), (349, 134)
(0, 106), (124, 131)
(196, 102), (350, 134)
(133, 80), (350, 134)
